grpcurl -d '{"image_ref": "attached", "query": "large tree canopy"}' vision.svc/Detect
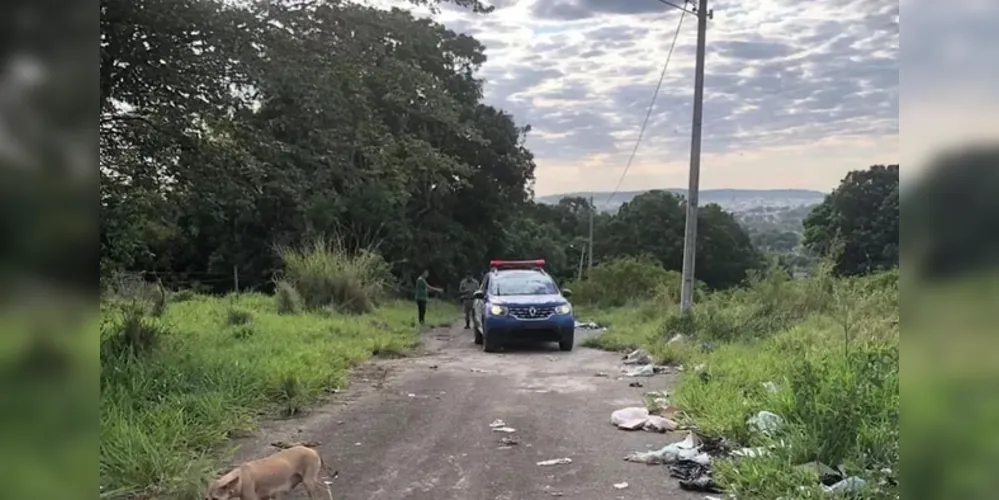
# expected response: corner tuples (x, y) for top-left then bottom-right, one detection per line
(100, 0), (765, 294)
(803, 164), (899, 276)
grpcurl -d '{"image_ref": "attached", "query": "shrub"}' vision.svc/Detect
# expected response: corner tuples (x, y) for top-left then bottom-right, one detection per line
(277, 236), (392, 314)
(568, 256), (688, 308)
(100, 301), (166, 362)
(226, 307), (253, 326)
(274, 280), (303, 314)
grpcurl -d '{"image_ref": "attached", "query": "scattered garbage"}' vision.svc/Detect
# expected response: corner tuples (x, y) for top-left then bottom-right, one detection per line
(537, 457), (573, 466)
(497, 436), (519, 449)
(643, 415), (679, 433)
(747, 410), (784, 435)
(575, 321), (605, 331)
(623, 364), (657, 377)
(623, 348), (652, 365)
(669, 459), (722, 493)
(823, 476), (867, 494)
(794, 461), (842, 486)
(732, 446), (771, 458)
(611, 406), (650, 429)
(646, 390), (671, 408)
(625, 431), (710, 465)
(613, 482), (629, 490)
(490, 419), (516, 433)
(629, 381), (644, 388)
(762, 381), (779, 393)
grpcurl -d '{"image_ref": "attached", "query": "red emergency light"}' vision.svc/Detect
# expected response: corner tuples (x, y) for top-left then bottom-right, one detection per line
(489, 259), (546, 270)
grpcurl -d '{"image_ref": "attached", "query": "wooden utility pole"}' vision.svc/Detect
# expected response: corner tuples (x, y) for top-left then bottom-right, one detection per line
(679, 0), (712, 312)
(587, 196), (594, 276)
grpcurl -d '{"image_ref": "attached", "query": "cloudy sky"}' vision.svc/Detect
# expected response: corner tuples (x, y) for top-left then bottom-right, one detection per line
(369, 0), (991, 196)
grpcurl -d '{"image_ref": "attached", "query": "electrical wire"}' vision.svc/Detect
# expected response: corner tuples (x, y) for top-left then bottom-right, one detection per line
(605, 2), (689, 207)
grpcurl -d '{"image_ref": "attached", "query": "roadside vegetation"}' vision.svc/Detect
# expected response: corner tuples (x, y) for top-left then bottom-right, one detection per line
(99, 242), (457, 498)
(573, 258), (899, 498)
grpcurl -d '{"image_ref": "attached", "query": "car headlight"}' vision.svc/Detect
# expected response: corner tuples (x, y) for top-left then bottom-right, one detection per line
(489, 305), (506, 316)
(556, 304), (572, 315)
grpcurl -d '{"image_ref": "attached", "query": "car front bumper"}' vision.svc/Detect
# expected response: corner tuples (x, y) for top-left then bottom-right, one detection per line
(484, 313), (575, 340)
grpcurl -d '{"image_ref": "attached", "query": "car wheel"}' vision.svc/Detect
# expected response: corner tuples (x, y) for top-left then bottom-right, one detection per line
(483, 330), (502, 353)
(558, 331), (574, 352)
(474, 326), (483, 345)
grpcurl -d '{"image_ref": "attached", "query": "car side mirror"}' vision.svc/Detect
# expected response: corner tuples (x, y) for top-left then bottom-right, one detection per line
(561, 288), (572, 298)
(473, 290), (485, 300)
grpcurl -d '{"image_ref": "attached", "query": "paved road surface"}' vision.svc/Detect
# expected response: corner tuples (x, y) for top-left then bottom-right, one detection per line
(235, 322), (702, 500)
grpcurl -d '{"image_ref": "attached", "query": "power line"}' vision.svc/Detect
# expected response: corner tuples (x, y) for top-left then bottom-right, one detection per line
(605, 2), (689, 207)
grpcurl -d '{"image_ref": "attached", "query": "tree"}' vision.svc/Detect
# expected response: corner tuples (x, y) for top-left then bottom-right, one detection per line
(903, 146), (999, 280)
(803, 165), (899, 276)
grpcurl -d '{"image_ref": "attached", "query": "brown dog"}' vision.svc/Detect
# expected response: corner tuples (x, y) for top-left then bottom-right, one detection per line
(204, 445), (328, 500)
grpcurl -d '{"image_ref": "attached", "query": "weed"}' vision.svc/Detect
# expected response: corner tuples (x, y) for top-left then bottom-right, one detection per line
(99, 292), (459, 497)
(274, 280), (303, 314)
(277, 236), (392, 314)
(226, 307), (253, 326)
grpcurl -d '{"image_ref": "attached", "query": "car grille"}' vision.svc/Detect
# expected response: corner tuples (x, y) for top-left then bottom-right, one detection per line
(508, 306), (556, 320)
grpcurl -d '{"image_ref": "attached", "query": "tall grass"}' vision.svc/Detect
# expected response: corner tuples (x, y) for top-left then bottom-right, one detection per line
(565, 255), (706, 308)
(99, 292), (458, 498)
(579, 259), (899, 498)
(277, 236), (392, 314)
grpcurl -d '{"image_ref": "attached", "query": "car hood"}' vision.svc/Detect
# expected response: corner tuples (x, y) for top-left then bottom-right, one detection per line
(490, 294), (566, 306)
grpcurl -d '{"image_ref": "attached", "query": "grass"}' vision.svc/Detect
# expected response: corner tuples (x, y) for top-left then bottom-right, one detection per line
(99, 292), (458, 499)
(576, 260), (899, 499)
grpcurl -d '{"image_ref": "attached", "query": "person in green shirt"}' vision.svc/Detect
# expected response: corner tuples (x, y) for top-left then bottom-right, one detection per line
(415, 270), (442, 326)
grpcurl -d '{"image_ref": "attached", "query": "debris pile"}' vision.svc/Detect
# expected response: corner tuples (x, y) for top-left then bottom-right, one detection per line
(610, 406), (679, 433)
(620, 348), (672, 377)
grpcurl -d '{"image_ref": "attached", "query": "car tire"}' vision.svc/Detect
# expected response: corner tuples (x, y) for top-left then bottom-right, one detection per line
(474, 327), (483, 345)
(483, 330), (502, 353)
(558, 331), (574, 352)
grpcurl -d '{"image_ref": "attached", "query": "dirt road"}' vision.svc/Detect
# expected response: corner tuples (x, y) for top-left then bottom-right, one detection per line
(236, 322), (702, 500)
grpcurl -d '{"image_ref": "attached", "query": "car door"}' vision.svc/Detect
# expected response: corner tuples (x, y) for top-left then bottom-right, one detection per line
(473, 273), (489, 331)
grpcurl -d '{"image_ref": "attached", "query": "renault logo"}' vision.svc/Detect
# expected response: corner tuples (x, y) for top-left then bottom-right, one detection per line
(529, 307), (537, 316)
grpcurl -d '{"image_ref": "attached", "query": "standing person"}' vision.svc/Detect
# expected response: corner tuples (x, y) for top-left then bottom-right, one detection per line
(415, 270), (442, 327)
(458, 272), (480, 329)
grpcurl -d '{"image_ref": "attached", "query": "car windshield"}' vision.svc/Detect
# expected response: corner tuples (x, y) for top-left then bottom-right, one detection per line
(492, 272), (558, 296)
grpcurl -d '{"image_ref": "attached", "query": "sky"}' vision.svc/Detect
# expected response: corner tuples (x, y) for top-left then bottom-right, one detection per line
(364, 0), (995, 196)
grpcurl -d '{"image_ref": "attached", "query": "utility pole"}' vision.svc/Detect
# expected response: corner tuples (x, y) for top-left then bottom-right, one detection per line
(679, 0), (712, 312)
(587, 196), (594, 276)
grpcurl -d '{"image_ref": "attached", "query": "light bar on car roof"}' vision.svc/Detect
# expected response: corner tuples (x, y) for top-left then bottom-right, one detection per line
(489, 259), (546, 269)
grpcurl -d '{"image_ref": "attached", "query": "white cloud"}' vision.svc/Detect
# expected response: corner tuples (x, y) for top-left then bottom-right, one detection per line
(373, 0), (909, 195)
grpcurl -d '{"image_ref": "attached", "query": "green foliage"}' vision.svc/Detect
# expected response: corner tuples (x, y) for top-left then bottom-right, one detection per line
(804, 165), (899, 276)
(567, 256), (682, 308)
(277, 238), (392, 314)
(274, 280), (304, 315)
(99, 293), (459, 497)
(578, 267), (899, 498)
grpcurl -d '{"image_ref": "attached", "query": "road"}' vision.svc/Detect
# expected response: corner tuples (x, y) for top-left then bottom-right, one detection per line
(234, 322), (703, 500)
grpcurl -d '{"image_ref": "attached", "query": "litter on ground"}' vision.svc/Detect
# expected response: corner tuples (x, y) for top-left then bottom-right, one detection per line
(670, 459), (722, 493)
(537, 457), (573, 466)
(747, 410), (784, 435)
(622, 348), (652, 365)
(624, 431), (710, 465)
(613, 482), (629, 489)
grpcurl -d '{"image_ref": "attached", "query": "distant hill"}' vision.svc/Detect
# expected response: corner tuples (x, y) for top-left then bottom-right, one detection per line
(536, 189), (827, 214)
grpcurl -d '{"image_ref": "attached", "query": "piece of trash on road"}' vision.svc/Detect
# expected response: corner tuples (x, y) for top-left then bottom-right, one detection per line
(643, 415), (679, 433)
(613, 481), (629, 489)
(498, 437), (519, 448)
(594, 372), (610, 377)
(470, 368), (488, 373)
(611, 406), (649, 428)
(489, 419), (507, 428)
(623, 348), (652, 365)
(407, 393), (417, 398)
(625, 431), (709, 465)
(747, 410), (784, 435)
(629, 381), (644, 388)
(492, 426), (516, 433)
(575, 320), (604, 330)
(670, 459), (722, 493)
(623, 364), (656, 377)
(537, 457), (573, 466)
